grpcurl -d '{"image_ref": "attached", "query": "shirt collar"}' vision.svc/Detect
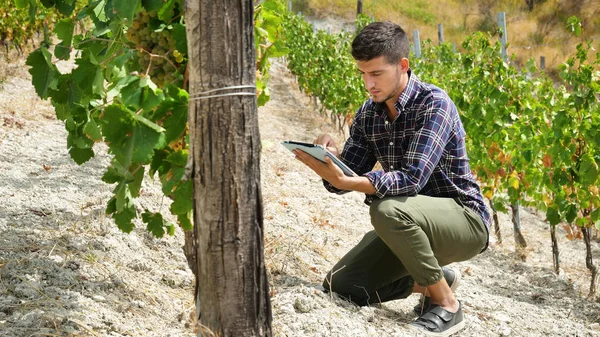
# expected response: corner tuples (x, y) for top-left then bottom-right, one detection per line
(396, 69), (419, 111)
(372, 69), (420, 118)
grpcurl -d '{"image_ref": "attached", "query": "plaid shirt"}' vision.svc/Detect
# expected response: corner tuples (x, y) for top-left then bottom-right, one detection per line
(324, 70), (491, 230)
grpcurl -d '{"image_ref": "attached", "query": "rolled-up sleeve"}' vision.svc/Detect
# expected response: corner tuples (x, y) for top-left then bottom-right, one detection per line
(323, 107), (377, 194)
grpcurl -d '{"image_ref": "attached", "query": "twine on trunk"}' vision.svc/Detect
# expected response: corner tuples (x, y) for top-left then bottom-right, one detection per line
(188, 85), (256, 101)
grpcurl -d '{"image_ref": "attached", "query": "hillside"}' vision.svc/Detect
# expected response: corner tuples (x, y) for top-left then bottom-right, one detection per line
(292, 0), (600, 75)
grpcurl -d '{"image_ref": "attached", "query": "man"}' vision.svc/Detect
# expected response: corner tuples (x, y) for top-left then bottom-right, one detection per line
(293, 21), (491, 337)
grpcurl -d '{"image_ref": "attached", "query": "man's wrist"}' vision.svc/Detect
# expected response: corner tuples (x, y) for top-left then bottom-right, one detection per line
(337, 176), (377, 195)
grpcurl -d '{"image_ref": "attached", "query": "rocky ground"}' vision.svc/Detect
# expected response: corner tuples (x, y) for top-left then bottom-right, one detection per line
(0, 48), (599, 337)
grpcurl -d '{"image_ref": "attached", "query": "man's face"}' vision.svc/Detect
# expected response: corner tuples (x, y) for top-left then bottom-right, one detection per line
(356, 56), (406, 104)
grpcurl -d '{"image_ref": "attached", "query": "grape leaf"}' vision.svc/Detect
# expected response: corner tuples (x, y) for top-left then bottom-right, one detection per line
(105, 0), (140, 21)
(172, 23), (187, 54)
(178, 211), (193, 231)
(158, 0), (177, 22)
(113, 207), (136, 233)
(142, 211), (175, 238)
(54, 18), (74, 60)
(14, 0), (30, 9)
(546, 207), (561, 226)
(131, 123), (167, 164)
(129, 166), (145, 198)
(26, 47), (59, 99)
(579, 154), (598, 185)
(170, 180), (193, 214)
(142, 0), (164, 12)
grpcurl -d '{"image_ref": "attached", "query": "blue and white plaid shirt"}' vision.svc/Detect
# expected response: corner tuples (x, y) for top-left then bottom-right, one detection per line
(324, 70), (491, 230)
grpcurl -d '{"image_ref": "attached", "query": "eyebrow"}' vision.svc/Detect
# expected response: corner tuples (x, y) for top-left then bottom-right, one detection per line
(358, 69), (384, 74)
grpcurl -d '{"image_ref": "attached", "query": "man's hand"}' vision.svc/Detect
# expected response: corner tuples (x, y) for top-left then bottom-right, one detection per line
(293, 150), (346, 188)
(314, 134), (340, 157)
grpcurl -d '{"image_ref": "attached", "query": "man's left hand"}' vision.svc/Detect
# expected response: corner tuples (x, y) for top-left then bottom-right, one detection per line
(293, 150), (346, 189)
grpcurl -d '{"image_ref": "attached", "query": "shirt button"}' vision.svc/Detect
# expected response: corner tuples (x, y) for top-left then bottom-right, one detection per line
(389, 142), (393, 145)
(390, 166), (394, 170)
(385, 121), (389, 125)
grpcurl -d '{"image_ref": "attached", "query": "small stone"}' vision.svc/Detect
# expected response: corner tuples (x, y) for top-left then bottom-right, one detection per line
(494, 312), (511, 323)
(500, 327), (512, 336)
(92, 295), (106, 303)
(590, 323), (600, 331)
(294, 297), (312, 313)
(131, 300), (146, 308)
(48, 255), (64, 264)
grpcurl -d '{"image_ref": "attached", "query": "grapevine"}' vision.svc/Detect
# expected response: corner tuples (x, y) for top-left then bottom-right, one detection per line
(24, 0), (287, 237)
(281, 11), (600, 293)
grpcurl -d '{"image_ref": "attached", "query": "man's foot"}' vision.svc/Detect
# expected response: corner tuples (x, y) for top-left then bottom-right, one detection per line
(408, 300), (465, 337)
(413, 266), (461, 315)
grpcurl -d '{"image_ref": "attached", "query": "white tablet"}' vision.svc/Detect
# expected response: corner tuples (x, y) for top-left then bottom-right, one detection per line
(281, 141), (358, 177)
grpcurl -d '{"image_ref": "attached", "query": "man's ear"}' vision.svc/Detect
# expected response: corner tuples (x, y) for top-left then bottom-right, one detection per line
(399, 58), (410, 72)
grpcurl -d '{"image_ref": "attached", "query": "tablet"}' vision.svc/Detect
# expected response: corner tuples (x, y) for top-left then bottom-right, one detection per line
(281, 141), (358, 177)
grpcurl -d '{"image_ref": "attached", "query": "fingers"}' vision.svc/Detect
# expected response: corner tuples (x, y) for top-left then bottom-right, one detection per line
(314, 134), (335, 148)
(314, 134), (340, 157)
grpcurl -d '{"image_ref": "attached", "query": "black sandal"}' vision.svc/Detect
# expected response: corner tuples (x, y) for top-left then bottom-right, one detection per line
(409, 301), (465, 337)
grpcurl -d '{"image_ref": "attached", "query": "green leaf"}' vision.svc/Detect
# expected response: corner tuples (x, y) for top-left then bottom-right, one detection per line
(15, 0), (29, 9)
(170, 180), (193, 215)
(83, 115), (102, 141)
(54, 18), (74, 46)
(72, 59), (102, 99)
(132, 113), (166, 133)
(131, 123), (166, 164)
(172, 23), (187, 55)
(69, 147), (95, 165)
(55, 0), (76, 16)
(129, 166), (145, 198)
(177, 211), (193, 231)
(142, 211), (174, 238)
(591, 208), (600, 222)
(150, 148), (171, 177)
(26, 48), (59, 99)
(142, 0), (164, 12)
(99, 104), (166, 166)
(92, 0), (109, 22)
(113, 207), (136, 233)
(105, 0), (140, 21)
(579, 154), (598, 185)
(546, 207), (561, 226)
(103, 165), (124, 184)
(158, 100), (187, 143)
(157, 0), (176, 22)
(565, 204), (577, 224)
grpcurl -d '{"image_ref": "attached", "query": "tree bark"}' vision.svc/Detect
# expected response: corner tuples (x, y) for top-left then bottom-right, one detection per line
(582, 227), (597, 297)
(550, 225), (560, 273)
(488, 198), (502, 244)
(511, 202), (528, 249)
(185, 1), (272, 336)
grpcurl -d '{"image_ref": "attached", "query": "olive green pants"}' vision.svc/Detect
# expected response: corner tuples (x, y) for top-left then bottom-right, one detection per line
(322, 195), (488, 306)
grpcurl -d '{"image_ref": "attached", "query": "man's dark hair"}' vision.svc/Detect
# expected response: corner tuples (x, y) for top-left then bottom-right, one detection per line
(351, 21), (410, 64)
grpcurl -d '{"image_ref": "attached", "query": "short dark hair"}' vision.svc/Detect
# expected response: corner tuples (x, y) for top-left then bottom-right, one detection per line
(351, 21), (410, 64)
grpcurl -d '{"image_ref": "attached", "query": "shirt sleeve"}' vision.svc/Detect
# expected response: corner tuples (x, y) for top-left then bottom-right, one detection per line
(364, 98), (453, 198)
(323, 107), (378, 194)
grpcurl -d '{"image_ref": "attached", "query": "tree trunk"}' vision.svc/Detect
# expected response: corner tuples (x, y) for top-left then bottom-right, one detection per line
(185, 1), (272, 336)
(550, 225), (560, 273)
(511, 202), (528, 249)
(582, 227), (598, 297)
(488, 198), (502, 244)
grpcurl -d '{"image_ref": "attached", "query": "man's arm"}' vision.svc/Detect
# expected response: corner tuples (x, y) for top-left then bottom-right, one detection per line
(293, 151), (376, 195)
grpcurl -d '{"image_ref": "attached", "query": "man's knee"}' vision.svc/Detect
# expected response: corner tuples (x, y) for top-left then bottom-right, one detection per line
(369, 197), (413, 234)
